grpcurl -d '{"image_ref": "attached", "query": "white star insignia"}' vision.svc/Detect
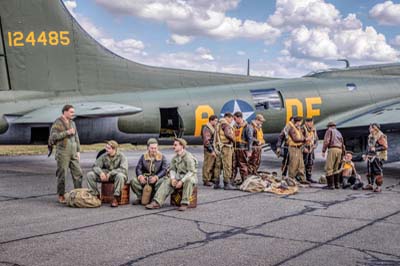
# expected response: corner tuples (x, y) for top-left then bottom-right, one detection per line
(233, 100), (254, 122)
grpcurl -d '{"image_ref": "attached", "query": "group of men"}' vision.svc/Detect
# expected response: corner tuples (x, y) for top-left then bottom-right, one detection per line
(50, 104), (389, 211)
(276, 116), (388, 192)
(276, 116), (319, 185)
(201, 111), (266, 190)
(50, 105), (198, 211)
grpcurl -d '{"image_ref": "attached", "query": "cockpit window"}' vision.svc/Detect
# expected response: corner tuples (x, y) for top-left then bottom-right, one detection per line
(250, 88), (283, 110)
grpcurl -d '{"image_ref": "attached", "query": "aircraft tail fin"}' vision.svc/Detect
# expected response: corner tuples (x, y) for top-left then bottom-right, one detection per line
(0, 0), (267, 92)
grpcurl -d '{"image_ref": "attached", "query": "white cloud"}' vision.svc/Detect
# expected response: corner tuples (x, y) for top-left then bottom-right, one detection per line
(284, 26), (338, 59)
(370, 1), (400, 25)
(391, 35), (400, 46)
(284, 25), (399, 62)
(63, 0), (146, 59)
(63, 0), (400, 78)
(64, 0), (104, 39)
(273, 0), (399, 67)
(340, 13), (363, 30)
(95, 0), (281, 43)
(64, 0), (77, 14)
(268, 0), (340, 29)
(333, 26), (398, 61)
(100, 38), (145, 57)
(196, 47), (215, 61)
(168, 34), (193, 45)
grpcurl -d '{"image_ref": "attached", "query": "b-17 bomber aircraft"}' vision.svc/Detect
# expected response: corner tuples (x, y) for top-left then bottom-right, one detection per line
(0, 0), (399, 161)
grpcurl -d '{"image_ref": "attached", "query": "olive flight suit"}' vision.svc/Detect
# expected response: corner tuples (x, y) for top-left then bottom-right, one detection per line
(202, 123), (216, 184)
(287, 122), (307, 183)
(49, 117), (82, 196)
(87, 151), (128, 197)
(232, 122), (253, 183)
(248, 120), (265, 175)
(152, 151), (197, 206)
(213, 118), (235, 187)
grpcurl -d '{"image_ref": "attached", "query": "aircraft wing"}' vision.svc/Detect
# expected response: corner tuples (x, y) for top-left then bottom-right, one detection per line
(11, 102), (142, 124)
(315, 99), (400, 130)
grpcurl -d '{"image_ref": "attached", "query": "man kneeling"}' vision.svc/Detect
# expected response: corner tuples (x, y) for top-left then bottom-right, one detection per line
(146, 138), (197, 211)
(87, 140), (128, 207)
(131, 138), (168, 205)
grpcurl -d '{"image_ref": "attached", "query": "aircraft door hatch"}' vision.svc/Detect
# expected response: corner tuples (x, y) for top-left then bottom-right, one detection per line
(159, 108), (184, 138)
(30, 127), (50, 144)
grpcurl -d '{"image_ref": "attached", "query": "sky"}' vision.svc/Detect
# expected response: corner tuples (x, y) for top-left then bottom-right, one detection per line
(63, 0), (400, 78)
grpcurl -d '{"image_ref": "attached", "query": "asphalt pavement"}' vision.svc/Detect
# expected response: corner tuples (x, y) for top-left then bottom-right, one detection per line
(0, 146), (399, 266)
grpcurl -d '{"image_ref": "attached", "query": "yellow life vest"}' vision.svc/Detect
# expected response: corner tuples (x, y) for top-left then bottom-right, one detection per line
(287, 124), (303, 147)
(234, 124), (247, 144)
(256, 127), (265, 145)
(303, 125), (315, 146)
(217, 119), (232, 144)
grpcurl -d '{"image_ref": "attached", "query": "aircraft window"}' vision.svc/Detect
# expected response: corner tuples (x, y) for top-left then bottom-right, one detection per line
(250, 88), (283, 110)
(346, 83), (357, 91)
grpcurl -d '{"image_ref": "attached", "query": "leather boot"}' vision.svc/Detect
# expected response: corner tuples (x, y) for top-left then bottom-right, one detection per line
(145, 201), (160, 209)
(224, 182), (237, 190)
(323, 175), (335, 189)
(58, 195), (66, 204)
(213, 180), (221, 189)
(111, 197), (119, 207)
(306, 177), (317, 184)
(334, 174), (340, 189)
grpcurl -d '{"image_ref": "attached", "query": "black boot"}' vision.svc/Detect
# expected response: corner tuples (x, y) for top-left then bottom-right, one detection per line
(323, 175), (335, 190)
(306, 176), (317, 184)
(334, 174), (340, 189)
(213, 179), (221, 189)
(224, 182), (237, 190)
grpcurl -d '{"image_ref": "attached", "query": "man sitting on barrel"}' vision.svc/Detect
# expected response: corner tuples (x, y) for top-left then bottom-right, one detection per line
(130, 138), (168, 205)
(87, 140), (128, 207)
(146, 138), (197, 211)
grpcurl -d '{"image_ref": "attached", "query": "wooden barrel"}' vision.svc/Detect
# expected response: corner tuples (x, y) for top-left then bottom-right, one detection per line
(101, 182), (130, 205)
(170, 186), (197, 208)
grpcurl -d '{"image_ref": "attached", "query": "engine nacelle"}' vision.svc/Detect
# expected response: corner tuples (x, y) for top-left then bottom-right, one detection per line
(0, 115), (9, 134)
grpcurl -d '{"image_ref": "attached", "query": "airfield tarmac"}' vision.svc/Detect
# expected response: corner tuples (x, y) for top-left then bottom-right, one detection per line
(0, 146), (399, 266)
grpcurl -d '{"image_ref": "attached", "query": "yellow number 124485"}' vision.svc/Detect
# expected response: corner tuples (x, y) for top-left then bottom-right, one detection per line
(7, 31), (71, 47)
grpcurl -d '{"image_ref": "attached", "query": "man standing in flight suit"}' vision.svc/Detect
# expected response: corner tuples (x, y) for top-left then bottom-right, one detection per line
(302, 118), (319, 183)
(232, 111), (253, 185)
(276, 117), (294, 178)
(201, 115), (218, 186)
(248, 114), (266, 175)
(213, 113), (236, 190)
(49, 104), (83, 203)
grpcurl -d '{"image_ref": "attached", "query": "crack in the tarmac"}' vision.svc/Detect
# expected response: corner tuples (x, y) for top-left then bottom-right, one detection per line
(2, 187), (398, 266)
(117, 192), (372, 265)
(158, 214), (400, 265)
(0, 193), (56, 202)
(305, 213), (400, 226)
(0, 261), (25, 266)
(359, 251), (400, 266)
(0, 193), (257, 245)
(272, 209), (400, 266)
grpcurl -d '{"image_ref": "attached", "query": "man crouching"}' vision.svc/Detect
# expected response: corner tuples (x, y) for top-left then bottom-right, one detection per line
(146, 138), (197, 211)
(87, 140), (128, 207)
